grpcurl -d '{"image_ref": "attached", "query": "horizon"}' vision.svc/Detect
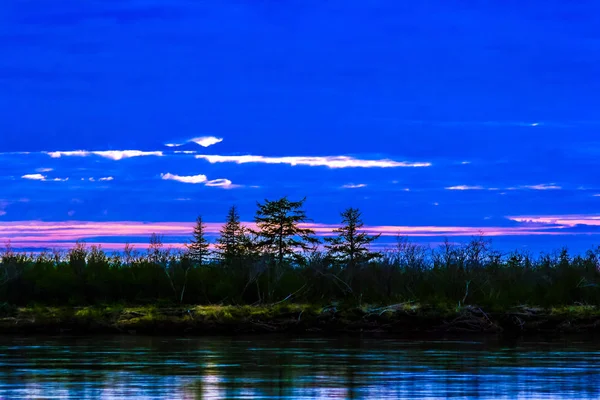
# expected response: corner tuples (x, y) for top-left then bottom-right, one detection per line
(2, 1), (600, 253)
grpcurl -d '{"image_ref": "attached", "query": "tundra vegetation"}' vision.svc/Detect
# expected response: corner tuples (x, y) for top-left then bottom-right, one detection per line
(1, 197), (600, 334)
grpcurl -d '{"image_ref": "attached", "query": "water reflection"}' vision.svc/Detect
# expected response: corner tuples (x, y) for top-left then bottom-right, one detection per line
(0, 335), (598, 399)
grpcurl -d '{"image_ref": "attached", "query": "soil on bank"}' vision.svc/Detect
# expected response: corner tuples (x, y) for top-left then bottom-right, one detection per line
(1, 303), (599, 336)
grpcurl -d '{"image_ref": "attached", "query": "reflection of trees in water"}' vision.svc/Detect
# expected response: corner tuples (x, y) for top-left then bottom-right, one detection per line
(2, 336), (600, 399)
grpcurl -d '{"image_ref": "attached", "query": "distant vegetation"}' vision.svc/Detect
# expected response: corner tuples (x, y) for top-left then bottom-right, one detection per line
(1, 197), (600, 308)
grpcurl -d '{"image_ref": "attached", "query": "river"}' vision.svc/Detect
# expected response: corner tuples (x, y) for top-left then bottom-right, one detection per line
(0, 335), (598, 399)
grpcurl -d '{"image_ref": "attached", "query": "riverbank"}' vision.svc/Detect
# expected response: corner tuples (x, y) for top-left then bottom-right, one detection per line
(1, 303), (599, 336)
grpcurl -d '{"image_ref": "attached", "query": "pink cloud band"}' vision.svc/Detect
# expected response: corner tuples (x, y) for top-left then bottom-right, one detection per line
(1, 216), (598, 250)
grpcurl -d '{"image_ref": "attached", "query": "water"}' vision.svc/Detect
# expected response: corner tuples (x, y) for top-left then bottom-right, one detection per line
(0, 335), (598, 399)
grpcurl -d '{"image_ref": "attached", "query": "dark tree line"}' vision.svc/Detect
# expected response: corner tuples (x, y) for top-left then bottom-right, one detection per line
(1, 196), (600, 307)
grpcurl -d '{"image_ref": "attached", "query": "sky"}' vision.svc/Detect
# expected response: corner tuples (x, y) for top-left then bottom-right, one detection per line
(1, 0), (600, 254)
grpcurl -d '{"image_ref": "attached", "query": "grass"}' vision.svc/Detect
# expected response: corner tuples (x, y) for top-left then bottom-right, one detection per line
(1, 303), (599, 336)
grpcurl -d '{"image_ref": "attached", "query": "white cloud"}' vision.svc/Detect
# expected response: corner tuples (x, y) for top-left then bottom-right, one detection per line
(446, 185), (485, 190)
(161, 173), (239, 188)
(22, 174), (47, 181)
(190, 136), (223, 147)
(92, 150), (163, 160)
(46, 150), (89, 158)
(174, 150), (197, 154)
(195, 154), (431, 168)
(99, 177), (114, 181)
(593, 194), (600, 197)
(36, 168), (53, 172)
(0, 211), (5, 217)
(446, 184), (560, 191)
(205, 178), (235, 188)
(342, 183), (367, 189)
(166, 136), (223, 148)
(45, 150), (163, 160)
(161, 173), (208, 184)
(521, 184), (562, 190)
(22, 174), (68, 182)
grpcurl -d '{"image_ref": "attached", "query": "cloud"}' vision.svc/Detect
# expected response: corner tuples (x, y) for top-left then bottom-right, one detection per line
(195, 154), (431, 168)
(342, 183), (367, 189)
(92, 150), (163, 160)
(5, 217), (600, 251)
(205, 179), (236, 188)
(190, 136), (223, 147)
(520, 184), (562, 190)
(445, 185), (485, 190)
(22, 174), (68, 182)
(36, 168), (53, 172)
(166, 136), (223, 148)
(22, 174), (46, 181)
(46, 150), (89, 158)
(205, 179), (230, 187)
(99, 177), (114, 181)
(507, 214), (600, 227)
(45, 150), (163, 160)
(161, 173), (207, 184)
(390, 120), (550, 128)
(446, 184), (561, 191)
(161, 173), (239, 188)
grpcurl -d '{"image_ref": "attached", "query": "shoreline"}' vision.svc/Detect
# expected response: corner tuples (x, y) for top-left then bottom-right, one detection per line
(1, 304), (599, 336)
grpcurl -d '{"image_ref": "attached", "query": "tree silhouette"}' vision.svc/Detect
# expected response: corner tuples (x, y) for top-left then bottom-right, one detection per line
(148, 233), (168, 265)
(186, 216), (210, 265)
(254, 197), (319, 266)
(216, 205), (252, 266)
(325, 207), (381, 271)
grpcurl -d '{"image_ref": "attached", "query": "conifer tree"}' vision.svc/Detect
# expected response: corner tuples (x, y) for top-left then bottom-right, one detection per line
(325, 207), (381, 270)
(186, 216), (210, 265)
(216, 206), (251, 265)
(254, 197), (318, 266)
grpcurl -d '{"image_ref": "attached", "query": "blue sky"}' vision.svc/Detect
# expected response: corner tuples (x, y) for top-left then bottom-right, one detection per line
(1, 0), (600, 253)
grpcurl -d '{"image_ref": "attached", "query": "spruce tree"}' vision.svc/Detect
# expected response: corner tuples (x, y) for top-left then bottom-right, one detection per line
(186, 216), (210, 265)
(216, 205), (251, 266)
(325, 207), (381, 270)
(254, 196), (318, 266)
